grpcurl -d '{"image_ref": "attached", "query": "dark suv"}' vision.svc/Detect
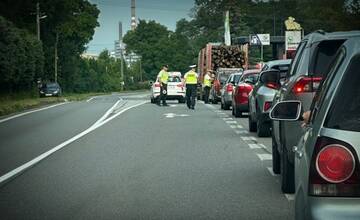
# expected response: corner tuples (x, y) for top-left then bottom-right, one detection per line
(271, 30), (360, 193)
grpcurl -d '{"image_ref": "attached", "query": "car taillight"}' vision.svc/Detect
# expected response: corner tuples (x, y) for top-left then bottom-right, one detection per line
(154, 83), (160, 88)
(293, 76), (322, 93)
(263, 101), (272, 112)
(226, 84), (233, 93)
(309, 137), (360, 197)
(265, 82), (279, 90)
(177, 84), (184, 91)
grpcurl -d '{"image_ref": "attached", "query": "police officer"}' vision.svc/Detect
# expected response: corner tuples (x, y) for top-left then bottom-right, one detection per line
(184, 65), (198, 110)
(203, 71), (213, 104)
(157, 65), (169, 106)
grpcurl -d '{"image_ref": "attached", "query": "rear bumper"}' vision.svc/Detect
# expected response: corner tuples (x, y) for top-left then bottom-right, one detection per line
(153, 93), (185, 100)
(234, 103), (249, 112)
(258, 112), (270, 123)
(302, 196), (360, 220)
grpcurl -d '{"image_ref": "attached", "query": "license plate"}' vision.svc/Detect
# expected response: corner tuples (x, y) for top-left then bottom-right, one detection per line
(45, 94), (52, 96)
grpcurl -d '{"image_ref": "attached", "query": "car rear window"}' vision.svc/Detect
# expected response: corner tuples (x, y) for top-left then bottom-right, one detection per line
(233, 74), (241, 83)
(243, 74), (259, 82)
(310, 40), (345, 77)
(325, 55), (360, 132)
(220, 75), (230, 83)
(168, 76), (181, 83)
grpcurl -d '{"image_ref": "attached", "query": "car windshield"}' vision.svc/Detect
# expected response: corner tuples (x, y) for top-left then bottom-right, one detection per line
(325, 55), (360, 132)
(168, 76), (181, 83)
(46, 83), (59, 89)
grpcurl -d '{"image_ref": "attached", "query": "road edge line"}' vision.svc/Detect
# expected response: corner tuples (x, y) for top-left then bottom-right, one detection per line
(0, 102), (69, 124)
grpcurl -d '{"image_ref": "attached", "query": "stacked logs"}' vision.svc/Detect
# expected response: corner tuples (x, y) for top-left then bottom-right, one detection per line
(211, 46), (246, 70)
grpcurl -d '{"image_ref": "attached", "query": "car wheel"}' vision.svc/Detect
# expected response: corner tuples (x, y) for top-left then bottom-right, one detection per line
(280, 144), (295, 193)
(232, 104), (235, 115)
(223, 102), (230, 110)
(257, 116), (271, 137)
(234, 106), (242, 118)
(213, 99), (218, 104)
(272, 131), (281, 174)
(151, 97), (154, 103)
(248, 113), (257, 132)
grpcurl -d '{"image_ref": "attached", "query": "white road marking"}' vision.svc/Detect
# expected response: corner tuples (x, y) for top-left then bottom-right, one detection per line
(241, 136), (257, 141)
(230, 125), (237, 129)
(267, 167), (278, 176)
(92, 100), (120, 127)
(0, 102), (69, 124)
(285, 194), (295, 201)
(169, 104), (178, 107)
(206, 104), (216, 109)
(235, 130), (248, 134)
(237, 125), (243, 129)
(257, 154), (273, 161)
(222, 118), (233, 121)
(0, 101), (147, 186)
(226, 120), (237, 124)
(248, 144), (267, 149)
(86, 97), (95, 102)
(164, 113), (189, 118)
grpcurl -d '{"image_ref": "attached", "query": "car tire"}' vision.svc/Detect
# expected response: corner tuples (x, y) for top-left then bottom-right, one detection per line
(151, 97), (154, 103)
(234, 106), (242, 118)
(248, 113), (257, 132)
(280, 144), (295, 193)
(223, 102), (230, 110)
(272, 131), (281, 174)
(212, 99), (218, 104)
(220, 101), (224, 109)
(257, 116), (271, 137)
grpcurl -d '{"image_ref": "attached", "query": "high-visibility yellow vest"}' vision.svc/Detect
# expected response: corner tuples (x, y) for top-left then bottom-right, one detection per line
(184, 70), (198, 85)
(159, 70), (169, 84)
(203, 74), (212, 87)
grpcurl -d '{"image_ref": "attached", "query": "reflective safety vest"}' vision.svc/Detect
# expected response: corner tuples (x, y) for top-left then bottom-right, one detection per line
(203, 74), (212, 87)
(184, 70), (198, 85)
(159, 70), (169, 84)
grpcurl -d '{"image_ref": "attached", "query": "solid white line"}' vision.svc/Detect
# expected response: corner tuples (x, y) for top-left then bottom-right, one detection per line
(257, 154), (272, 161)
(86, 97), (95, 102)
(285, 194), (295, 201)
(267, 167), (278, 176)
(0, 101), (147, 186)
(0, 102), (69, 124)
(92, 100), (120, 127)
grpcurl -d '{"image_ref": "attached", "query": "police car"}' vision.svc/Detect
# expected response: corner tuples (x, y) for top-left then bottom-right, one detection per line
(150, 72), (186, 104)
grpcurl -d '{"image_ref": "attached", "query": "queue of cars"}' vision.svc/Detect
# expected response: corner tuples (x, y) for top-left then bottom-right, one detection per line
(206, 30), (360, 219)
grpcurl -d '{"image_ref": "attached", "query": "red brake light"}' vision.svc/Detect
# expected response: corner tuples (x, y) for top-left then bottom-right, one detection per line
(176, 84), (183, 88)
(265, 82), (279, 90)
(226, 84), (233, 92)
(309, 137), (360, 197)
(263, 101), (272, 112)
(316, 145), (355, 183)
(154, 83), (160, 88)
(293, 76), (322, 93)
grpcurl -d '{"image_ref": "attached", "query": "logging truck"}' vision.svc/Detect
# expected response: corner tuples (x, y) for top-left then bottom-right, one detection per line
(197, 43), (249, 101)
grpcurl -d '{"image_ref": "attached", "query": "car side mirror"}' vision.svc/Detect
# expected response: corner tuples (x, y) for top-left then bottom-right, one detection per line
(260, 70), (280, 85)
(270, 101), (302, 121)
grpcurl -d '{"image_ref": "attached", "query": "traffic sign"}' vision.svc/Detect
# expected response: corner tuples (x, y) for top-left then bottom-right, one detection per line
(249, 34), (270, 46)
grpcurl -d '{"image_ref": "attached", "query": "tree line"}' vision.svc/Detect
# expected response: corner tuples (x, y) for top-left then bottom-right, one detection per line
(1, 0), (359, 95)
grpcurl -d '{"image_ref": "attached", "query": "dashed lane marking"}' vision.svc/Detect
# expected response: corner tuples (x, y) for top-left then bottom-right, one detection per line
(241, 136), (257, 141)
(235, 130), (249, 134)
(222, 117), (233, 121)
(267, 167), (278, 177)
(230, 125), (237, 129)
(236, 125), (243, 129)
(248, 143), (267, 149)
(257, 154), (272, 161)
(226, 121), (237, 124)
(285, 194), (295, 201)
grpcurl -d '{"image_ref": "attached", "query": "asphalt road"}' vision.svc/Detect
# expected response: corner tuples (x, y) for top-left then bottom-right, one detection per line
(0, 92), (294, 220)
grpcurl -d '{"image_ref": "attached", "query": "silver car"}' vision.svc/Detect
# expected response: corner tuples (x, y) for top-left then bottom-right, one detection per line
(248, 59), (291, 137)
(270, 37), (360, 220)
(220, 72), (242, 110)
(271, 31), (360, 193)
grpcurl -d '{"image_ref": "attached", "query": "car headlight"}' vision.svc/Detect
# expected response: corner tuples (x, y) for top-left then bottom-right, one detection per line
(53, 90), (58, 94)
(40, 91), (44, 94)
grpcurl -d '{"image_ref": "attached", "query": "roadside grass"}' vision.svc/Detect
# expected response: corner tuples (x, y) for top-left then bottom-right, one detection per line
(0, 92), (107, 117)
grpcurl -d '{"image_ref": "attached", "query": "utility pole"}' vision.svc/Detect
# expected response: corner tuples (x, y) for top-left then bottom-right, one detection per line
(121, 54), (124, 91)
(54, 32), (59, 83)
(36, 2), (40, 41)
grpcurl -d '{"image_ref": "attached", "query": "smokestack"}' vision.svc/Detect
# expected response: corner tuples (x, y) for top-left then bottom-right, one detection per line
(131, 0), (137, 30)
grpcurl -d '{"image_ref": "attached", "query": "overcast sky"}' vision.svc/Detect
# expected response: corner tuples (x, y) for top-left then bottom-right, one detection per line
(87, 0), (195, 54)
